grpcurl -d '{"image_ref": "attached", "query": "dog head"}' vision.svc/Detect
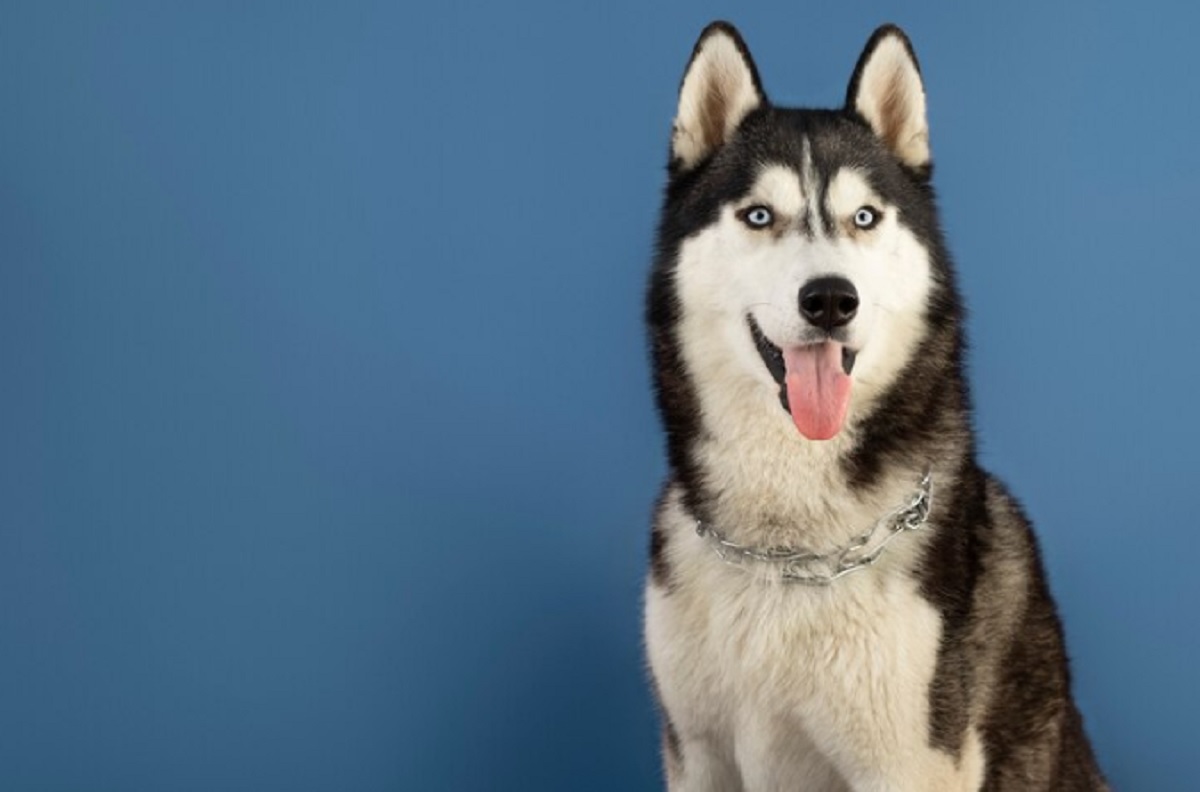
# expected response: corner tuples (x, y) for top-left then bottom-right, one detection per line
(652, 23), (953, 443)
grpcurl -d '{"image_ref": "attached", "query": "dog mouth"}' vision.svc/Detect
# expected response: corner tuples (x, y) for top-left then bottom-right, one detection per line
(748, 315), (856, 441)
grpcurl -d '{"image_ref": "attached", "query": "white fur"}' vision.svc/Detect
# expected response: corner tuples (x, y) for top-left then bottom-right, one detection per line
(646, 156), (984, 789)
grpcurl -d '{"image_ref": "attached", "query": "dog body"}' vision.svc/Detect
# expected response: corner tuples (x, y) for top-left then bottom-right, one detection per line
(643, 23), (1106, 791)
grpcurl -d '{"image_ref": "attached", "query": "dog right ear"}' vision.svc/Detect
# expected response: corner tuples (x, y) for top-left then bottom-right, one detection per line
(670, 22), (766, 173)
(845, 25), (930, 174)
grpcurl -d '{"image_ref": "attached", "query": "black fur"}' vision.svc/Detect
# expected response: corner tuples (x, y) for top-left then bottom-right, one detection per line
(646, 22), (1107, 789)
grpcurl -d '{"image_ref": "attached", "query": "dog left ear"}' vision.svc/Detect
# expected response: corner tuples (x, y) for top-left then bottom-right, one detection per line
(845, 25), (930, 173)
(671, 22), (766, 172)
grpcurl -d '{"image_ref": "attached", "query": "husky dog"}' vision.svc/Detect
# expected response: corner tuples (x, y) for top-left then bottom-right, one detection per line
(643, 22), (1107, 791)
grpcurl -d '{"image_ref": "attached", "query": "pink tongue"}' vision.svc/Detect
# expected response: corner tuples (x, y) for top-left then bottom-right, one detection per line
(783, 343), (852, 440)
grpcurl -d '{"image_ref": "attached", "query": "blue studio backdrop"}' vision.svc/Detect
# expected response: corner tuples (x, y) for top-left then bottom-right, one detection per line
(2, 2), (1196, 790)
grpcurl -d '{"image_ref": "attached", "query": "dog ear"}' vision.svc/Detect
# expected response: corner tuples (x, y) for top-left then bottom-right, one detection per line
(845, 25), (930, 173)
(671, 22), (766, 172)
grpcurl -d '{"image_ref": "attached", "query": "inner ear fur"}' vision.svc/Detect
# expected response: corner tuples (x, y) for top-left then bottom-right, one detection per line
(846, 25), (930, 172)
(671, 22), (766, 172)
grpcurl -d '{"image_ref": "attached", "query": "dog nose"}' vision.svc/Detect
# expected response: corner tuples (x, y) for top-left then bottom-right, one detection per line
(798, 277), (859, 330)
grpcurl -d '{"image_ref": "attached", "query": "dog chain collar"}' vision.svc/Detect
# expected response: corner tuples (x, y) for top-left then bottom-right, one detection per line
(693, 470), (933, 586)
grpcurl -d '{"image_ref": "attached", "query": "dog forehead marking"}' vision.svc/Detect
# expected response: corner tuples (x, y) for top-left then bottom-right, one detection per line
(800, 136), (824, 236)
(744, 138), (823, 237)
(826, 168), (880, 217)
(743, 159), (883, 240)
(746, 164), (803, 219)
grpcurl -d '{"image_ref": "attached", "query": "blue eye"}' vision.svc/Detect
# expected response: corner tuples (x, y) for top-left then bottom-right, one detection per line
(853, 206), (880, 230)
(741, 206), (774, 229)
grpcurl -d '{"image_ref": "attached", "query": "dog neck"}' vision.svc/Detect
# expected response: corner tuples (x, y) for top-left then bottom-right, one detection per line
(692, 468), (933, 585)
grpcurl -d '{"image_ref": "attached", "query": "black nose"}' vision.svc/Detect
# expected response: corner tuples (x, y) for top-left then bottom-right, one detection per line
(798, 276), (859, 331)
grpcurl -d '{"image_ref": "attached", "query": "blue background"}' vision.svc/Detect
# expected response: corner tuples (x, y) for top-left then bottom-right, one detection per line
(1, 2), (1195, 789)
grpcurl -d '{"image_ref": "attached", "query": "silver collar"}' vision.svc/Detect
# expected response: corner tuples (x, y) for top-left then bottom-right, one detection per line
(694, 470), (933, 586)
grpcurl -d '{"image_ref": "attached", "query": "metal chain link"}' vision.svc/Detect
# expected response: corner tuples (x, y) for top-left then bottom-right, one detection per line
(694, 470), (933, 586)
